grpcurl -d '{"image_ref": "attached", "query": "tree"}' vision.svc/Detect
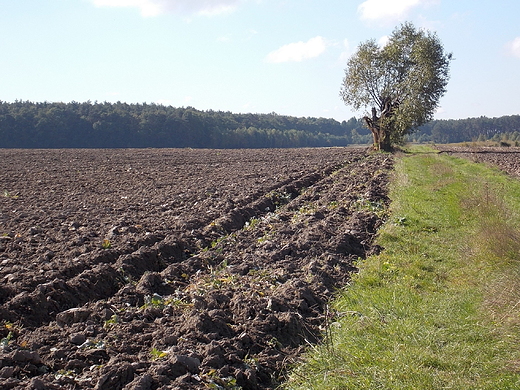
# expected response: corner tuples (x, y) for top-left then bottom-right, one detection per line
(340, 22), (452, 151)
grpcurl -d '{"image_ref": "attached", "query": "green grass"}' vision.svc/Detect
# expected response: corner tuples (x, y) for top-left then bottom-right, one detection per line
(285, 147), (520, 389)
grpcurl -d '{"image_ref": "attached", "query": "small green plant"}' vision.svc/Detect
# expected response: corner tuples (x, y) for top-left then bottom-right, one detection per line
(266, 336), (282, 349)
(214, 259), (228, 272)
(141, 293), (193, 311)
(142, 293), (165, 309)
(101, 239), (111, 249)
(118, 267), (135, 285)
(0, 331), (13, 349)
(204, 369), (240, 390)
(267, 190), (292, 208)
(103, 315), (119, 329)
(166, 297), (194, 310)
(206, 259), (236, 289)
(185, 259), (238, 294)
(353, 196), (386, 215)
(243, 354), (260, 370)
(201, 233), (232, 253)
(257, 231), (274, 243)
(327, 201), (339, 210)
(211, 235), (229, 249)
(290, 202), (320, 224)
(150, 347), (168, 360)
(1, 321), (22, 349)
(55, 369), (77, 380)
(297, 203), (318, 216)
(244, 217), (260, 230)
(3, 190), (19, 199)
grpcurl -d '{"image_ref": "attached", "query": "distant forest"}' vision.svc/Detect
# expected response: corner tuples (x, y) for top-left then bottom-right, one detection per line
(411, 115), (520, 144)
(0, 101), (519, 148)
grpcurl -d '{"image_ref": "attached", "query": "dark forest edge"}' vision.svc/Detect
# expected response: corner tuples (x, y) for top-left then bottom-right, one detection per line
(0, 100), (519, 148)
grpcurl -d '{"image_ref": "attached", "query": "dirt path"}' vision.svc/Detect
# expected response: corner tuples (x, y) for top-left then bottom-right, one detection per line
(0, 148), (393, 389)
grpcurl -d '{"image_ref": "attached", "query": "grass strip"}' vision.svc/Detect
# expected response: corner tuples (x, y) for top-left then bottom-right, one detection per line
(285, 147), (520, 389)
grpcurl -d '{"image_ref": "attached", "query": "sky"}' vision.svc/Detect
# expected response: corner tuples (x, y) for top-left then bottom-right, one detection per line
(0, 0), (519, 122)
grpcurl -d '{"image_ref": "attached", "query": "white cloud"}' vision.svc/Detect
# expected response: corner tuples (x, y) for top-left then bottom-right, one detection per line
(378, 35), (390, 47)
(357, 0), (436, 23)
(90, 0), (241, 17)
(265, 36), (328, 63)
(506, 37), (520, 58)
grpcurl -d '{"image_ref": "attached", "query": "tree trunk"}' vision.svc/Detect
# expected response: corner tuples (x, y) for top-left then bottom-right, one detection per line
(363, 103), (394, 152)
(364, 107), (391, 151)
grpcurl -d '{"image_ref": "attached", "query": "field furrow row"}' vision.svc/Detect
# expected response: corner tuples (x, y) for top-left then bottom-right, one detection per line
(0, 148), (391, 390)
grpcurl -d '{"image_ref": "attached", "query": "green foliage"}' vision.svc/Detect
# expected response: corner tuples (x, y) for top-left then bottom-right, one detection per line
(150, 347), (169, 360)
(140, 292), (193, 311)
(142, 293), (166, 309)
(353, 196), (387, 217)
(103, 314), (119, 329)
(267, 190), (293, 207)
(244, 217), (261, 230)
(2, 100), (516, 147)
(205, 369), (241, 390)
(341, 22), (452, 150)
(3, 190), (19, 199)
(412, 115), (520, 144)
(286, 149), (520, 389)
(0, 101), (363, 148)
(0, 331), (13, 349)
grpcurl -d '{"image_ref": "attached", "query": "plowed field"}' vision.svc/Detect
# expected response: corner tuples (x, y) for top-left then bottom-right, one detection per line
(0, 148), (393, 390)
(437, 146), (520, 177)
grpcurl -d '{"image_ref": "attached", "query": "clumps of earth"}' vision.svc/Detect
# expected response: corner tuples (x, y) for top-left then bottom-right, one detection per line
(1, 148), (393, 389)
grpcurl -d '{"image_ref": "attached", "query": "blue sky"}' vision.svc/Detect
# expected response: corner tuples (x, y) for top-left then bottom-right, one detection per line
(0, 0), (519, 122)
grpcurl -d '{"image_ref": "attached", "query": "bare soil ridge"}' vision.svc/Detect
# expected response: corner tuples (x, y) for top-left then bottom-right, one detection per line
(1, 148), (392, 389)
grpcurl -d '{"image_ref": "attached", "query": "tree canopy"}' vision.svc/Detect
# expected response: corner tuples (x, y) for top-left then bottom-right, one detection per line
(340, 22), (452, 151)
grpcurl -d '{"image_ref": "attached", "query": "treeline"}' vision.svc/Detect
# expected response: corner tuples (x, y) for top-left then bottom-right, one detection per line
(412, 115), (520, 144)
(1, 100), (518, 148)
(0, 101), (368, 148)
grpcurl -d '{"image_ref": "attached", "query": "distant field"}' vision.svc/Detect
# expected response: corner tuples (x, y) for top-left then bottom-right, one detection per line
(436, 145), (520, 177)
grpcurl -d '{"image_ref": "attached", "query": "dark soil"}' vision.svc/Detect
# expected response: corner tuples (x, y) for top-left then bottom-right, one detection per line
(0, 148), (393, 390)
